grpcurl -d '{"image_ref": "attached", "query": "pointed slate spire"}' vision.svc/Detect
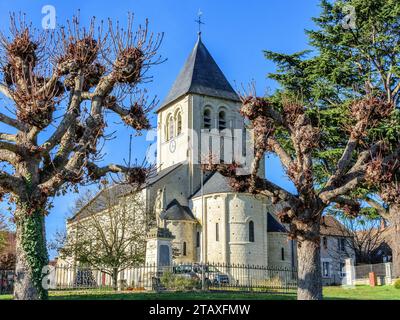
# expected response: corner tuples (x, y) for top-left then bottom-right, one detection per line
(158, 36), (240, 112)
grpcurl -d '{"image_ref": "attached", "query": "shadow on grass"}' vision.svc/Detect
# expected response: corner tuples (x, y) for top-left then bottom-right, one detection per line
(2, 285), (398, 300)
(49, 291), (296, 300)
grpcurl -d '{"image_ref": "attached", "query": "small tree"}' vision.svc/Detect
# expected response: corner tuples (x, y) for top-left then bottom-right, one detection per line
(0, 13), (162, 299)
(55, 183), (149, 290)
(0, 214), (7, 251)
(0, 214), (16, 270)
(0, 213), (10, 254)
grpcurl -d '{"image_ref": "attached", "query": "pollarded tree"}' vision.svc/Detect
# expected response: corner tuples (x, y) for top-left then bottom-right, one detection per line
(0, 14), (163, 299)
(262, 0), (400, 289)
(205, 94), (397, 300)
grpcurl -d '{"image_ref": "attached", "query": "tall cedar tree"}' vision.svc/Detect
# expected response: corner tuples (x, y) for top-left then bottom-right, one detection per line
(0, 14), (162, 299)
(264, 0), (400, 279)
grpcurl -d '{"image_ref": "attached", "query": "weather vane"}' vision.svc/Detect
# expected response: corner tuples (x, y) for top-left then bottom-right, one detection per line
(195, 9), (205, 36)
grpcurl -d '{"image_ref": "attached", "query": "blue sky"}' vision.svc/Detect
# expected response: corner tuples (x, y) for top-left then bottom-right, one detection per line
(0, 0), (322, 255)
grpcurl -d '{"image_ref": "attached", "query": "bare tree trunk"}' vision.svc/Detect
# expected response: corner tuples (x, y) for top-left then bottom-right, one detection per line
(13, 203), (48, 300)
(112, 268), (118, 291)
(389, 205), (400, 278)
(297, 227), (322, 300)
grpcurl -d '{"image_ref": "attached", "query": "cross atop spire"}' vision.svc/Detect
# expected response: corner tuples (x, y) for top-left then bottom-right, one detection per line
(195, 9), (205, 37)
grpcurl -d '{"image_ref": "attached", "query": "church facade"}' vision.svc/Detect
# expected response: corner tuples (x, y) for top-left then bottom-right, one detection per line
(66, 35), (297, 270)
(64, 35), (358, 282)
(143, 35), (296, 269)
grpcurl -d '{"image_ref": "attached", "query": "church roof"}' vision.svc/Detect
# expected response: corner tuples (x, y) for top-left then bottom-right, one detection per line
(68, 183), (136, 223)
(190, 172), (289, 233)
(146, 163), (183, 187)
(68, 164), (184, 223)
(190, 171), (235, 198)
(157, 36), (240, 112)
(267, 213), (288, 233)
(160, 199), (196, 221)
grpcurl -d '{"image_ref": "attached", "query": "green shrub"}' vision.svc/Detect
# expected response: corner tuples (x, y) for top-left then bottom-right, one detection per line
(160, 272), (199, 291)
(259, 276), (283, 288)
(173, 277), (198, 291)
(160, 271), (175, 289)
(394, 278), (400, 289)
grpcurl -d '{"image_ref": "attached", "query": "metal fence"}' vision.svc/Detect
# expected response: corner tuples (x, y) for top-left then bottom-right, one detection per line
(354, 262), (392, 285)
(1, 263), (297, 295)
(0, 270), (14, 294)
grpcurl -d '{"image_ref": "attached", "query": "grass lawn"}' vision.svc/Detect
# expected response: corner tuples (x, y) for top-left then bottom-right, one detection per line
(323, 285), (400, 300)
(1, 286), (399, 300)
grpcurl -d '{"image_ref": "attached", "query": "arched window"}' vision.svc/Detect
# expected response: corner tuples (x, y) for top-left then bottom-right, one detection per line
(218, 110), (226, 130)
(249, 221), (255, 242)
(281, 248), (285, 261)
(183, 242), (187, 256)
(203, 109), (211, 129)
(216, 223), (219, 242)
(166, 115), (174, 141)
(176, 111), (182, 135)
(196, 232), (200, 248)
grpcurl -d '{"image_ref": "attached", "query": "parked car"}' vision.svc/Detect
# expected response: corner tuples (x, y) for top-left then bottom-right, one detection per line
(175, 264), (230, 286)
(172, 265), (200, 281)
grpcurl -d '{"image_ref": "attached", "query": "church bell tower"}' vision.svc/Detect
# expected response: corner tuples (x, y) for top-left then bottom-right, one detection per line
(155, 34), (258, 194)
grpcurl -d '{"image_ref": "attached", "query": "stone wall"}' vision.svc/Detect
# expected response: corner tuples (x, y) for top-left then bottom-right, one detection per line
(165, 220), (196, 263)
(192, 192), (269, 266)
(227, 194), (267, 266)
(267, 232), (295, 268)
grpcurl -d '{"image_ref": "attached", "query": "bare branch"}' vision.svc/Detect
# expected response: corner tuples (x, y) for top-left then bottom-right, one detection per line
(319, 170), (365, 203)
(267, 137), (293, 169)
(0, 133), (17, 142)
(0, 170), (23, 193)
(364, 196), (390, 219)
(325, 137), (359, 188)
(0, 83), (13, 100)
(0, 113), (27, 131)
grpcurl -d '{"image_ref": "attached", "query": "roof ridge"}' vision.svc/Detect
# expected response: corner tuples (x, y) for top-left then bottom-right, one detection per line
(189, 171), (217, 198)
(157, 37), (240, 112)
(186, 38), (199, 93)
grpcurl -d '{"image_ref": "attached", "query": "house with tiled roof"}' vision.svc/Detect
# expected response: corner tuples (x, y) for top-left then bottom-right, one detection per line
(320, 215), (355, 285)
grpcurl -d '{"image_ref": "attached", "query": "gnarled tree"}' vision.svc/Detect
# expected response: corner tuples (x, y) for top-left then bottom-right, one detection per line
(258, 0), (400, 296)
(205, 94), (397, 300)
(0, 14), (162, 299)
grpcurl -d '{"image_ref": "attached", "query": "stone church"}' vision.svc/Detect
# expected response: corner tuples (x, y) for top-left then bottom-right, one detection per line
(142, 34), (296, 269)
(68, 34), (297, 270)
